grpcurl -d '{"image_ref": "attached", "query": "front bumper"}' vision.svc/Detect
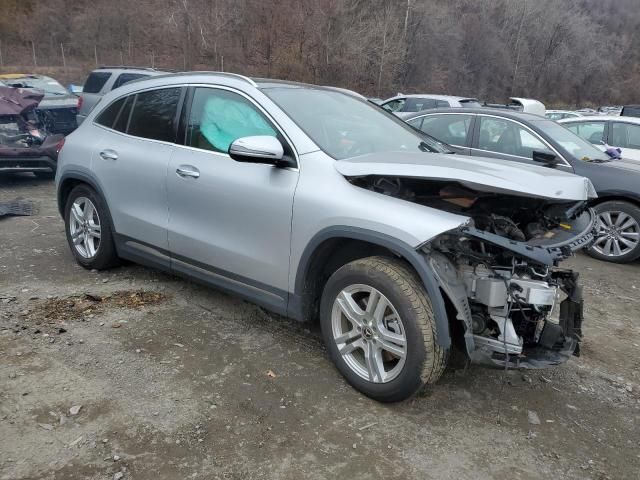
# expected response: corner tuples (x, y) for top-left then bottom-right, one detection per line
(469, 270), (584, 369)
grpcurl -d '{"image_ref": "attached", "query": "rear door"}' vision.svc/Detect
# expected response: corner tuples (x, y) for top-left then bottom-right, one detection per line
(92, 87), (184, 263)
(166, 86), (299, 302)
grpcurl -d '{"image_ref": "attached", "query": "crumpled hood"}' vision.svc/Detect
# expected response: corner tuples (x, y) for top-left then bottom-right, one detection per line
(335, 152), (597, 201)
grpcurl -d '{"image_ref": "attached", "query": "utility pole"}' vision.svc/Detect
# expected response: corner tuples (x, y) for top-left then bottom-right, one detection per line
(0, 40), (3, 67)
(220, 55), (224, 72)
(94, 45), (98, 67)
(31, 40), (37, 67)
(61, 43), (67, 71)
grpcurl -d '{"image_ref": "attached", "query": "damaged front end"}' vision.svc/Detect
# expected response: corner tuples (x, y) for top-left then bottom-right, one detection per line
(416, 188), (593, 369)
(346, 167), (595, 369)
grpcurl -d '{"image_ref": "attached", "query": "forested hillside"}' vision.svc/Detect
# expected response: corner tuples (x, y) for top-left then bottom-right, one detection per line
(0, 0), (637, 105)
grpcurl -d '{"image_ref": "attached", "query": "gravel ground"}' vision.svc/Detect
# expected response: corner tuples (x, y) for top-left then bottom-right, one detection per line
(1, 174), (639, 480)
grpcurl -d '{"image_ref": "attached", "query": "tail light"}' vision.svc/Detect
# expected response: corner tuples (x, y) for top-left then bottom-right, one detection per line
(77, 96), (83, 110)
(56, 137), (65, 153)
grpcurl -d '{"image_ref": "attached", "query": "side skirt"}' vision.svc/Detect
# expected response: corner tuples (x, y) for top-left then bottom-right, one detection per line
(114, 234), (289, 317)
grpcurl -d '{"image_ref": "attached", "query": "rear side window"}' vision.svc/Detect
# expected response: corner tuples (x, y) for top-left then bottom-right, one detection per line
(95, 97), (126, 128)
(128, 88), (181, 142)
(113, 96), (133, 133)
(83, 72), (111, 94)
(435, 100), (450, 108)
(112, 73), (148, 90)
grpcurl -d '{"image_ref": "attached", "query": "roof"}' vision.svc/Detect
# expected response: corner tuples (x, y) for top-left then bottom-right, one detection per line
(559, 115), (640, 124)
(401, 107), (548, 122)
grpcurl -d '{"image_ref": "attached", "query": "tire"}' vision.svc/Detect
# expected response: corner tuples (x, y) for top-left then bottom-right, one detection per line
(320, 256), (447, 402)
(34, 171), (55, 180)
(586, 201), (640, 263)
(64, 184), (120, 270)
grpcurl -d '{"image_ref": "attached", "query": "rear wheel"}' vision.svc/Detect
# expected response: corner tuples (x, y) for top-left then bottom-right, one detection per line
(320, 256), (447, 402)
(64, 185), (119, 270)
(587, 201), (640, 263)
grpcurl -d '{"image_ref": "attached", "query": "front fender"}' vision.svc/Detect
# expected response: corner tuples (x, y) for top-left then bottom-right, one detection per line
(291, 226), (453, 348)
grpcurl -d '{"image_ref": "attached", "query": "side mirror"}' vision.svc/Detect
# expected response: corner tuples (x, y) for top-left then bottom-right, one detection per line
(228, 136), (284, 165)
(532, 150), (561, 167)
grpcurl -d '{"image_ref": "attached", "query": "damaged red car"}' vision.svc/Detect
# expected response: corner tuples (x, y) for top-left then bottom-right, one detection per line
(0, 86), (64, 179)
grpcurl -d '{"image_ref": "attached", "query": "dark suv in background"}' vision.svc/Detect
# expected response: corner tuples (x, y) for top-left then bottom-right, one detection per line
(76, 67), (165, 125)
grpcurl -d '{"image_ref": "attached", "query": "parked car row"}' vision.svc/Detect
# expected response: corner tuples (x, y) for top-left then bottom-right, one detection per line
(2, 70), (638, 400)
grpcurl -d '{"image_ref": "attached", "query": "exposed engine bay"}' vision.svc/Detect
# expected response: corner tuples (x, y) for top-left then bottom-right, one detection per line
(352, 175), (594, 368)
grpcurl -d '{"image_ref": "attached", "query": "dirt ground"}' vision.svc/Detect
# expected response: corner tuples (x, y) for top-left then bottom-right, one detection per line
(1, 174), (639, 480)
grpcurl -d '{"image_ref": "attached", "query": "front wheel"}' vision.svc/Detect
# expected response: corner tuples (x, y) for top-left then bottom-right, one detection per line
(320, 256), (447, 402)
(587, 201), (640, 263)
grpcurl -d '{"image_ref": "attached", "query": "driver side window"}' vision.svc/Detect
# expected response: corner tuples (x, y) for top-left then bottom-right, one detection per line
(186, 88), (277, 154)
(478, 117), (552, 158)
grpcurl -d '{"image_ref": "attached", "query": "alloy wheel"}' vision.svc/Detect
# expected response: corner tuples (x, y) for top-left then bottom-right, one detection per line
(592, 210), (640, 257)
(331, 284), (407, 383)
(69, 196), (102, 259)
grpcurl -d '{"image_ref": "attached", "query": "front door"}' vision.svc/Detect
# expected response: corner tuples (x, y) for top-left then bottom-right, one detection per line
(167, 86), (299, 308)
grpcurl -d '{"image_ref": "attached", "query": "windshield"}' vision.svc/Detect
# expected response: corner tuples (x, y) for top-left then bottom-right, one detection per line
(262, 87), (450, 159)
(532, 119), (610, 162)
(6, 77), (68, 96)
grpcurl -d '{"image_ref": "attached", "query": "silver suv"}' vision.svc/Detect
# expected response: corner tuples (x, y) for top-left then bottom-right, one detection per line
(56, 72), (596, 402)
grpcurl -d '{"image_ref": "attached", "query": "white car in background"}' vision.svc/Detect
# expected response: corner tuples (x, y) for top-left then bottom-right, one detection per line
(559, 115), (640, 162)
(380, 94), (482, 113)
(546, 110), (584, 121)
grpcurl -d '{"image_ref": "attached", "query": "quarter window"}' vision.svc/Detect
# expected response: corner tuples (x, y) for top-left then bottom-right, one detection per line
(128, 88), (181, 142)
(112, 96), (133, 133)
(419, 114), (473, 146)
(478, 117), (552, 158)
(95, 97), (126, 128)
(611, 122), (640, 149)
(564, 121), (605, 145)
(185, 88), (277, 154)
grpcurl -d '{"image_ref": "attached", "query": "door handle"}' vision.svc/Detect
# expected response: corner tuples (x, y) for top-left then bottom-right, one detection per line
(99, 149), (118, 161)
(176, 165), (200, 178)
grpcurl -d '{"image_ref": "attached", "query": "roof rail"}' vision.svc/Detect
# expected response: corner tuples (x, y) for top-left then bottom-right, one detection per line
(181, 71), (257, 87)
(97, 66), (160, 71)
